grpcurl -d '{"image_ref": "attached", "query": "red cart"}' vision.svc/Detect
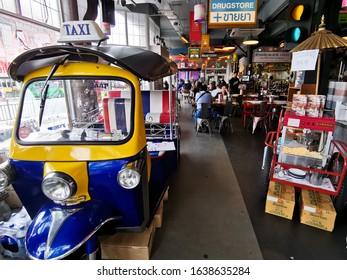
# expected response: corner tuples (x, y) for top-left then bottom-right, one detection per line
(260, 108), (347, 212)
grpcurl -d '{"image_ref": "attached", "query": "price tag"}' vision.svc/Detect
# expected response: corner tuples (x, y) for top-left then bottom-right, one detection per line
(287, 118), (300, 127)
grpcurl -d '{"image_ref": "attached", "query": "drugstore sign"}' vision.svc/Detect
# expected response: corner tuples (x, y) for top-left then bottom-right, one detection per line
(208, 0), (258, 29)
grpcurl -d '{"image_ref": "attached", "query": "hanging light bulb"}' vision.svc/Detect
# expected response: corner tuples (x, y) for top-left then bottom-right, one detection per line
(194, 3), (206, 23)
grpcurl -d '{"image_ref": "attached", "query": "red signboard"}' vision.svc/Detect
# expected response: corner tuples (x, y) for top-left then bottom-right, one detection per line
(189, 11), (201, 45)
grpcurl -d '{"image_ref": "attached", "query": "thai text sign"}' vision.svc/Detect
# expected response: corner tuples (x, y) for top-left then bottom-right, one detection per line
(253, 52), (292, 63)
(290, 50), (319, 72)
(208, 0), (258, 29)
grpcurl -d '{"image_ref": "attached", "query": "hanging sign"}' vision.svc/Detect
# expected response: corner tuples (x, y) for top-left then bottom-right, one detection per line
(253, 51), (292, 63)
(290, 49), (319, 72)
(201, 34), (210, 53)
(208, 0), (258, 29)
(188, 47), (201, 60)
(189, 11), (202, 45)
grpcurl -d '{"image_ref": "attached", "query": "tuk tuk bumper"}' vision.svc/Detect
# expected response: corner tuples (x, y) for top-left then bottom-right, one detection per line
(26, 200), (121, 260)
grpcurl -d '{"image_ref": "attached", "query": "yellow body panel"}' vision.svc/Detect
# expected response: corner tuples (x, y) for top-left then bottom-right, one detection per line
(9, 62), (148, 162)
(44, 162), (91, 201)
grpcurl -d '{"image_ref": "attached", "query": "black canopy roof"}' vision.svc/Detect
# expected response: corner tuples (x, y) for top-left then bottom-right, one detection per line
(8, 45), (178, 82)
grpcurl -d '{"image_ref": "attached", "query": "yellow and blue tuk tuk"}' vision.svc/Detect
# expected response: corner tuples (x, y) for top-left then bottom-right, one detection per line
(0, 20), (179, 259)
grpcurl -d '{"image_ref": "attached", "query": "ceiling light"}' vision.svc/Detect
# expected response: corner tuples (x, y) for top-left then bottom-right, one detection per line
(243, 36), (259, 46)
(194, 4), (206, 23)
(222, 46), (235, 51)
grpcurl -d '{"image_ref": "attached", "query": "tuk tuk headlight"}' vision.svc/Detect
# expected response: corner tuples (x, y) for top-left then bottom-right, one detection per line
(117, 168), (141, 189)
(42, 172), (77, 201)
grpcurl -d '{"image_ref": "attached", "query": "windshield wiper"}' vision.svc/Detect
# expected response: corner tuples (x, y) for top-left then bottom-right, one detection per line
(38, 63), (61, 126)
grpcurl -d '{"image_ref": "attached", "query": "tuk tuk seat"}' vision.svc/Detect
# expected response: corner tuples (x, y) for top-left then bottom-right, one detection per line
(102, 97), (131, 133)
(142, 90), (176, 124)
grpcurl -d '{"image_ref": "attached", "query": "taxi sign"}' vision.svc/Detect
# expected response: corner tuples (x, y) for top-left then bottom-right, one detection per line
(57, 20), (108, 43)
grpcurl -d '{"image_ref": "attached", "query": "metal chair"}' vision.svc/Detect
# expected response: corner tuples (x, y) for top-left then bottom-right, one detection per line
(242, 101), (253, 128)
(248, 101), (269, 134)
(218, 101), (234, 133)
(196, 103), (212, 136)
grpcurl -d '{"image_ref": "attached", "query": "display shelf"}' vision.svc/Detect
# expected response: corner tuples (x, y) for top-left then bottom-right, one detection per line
(272, 172), (336, 194)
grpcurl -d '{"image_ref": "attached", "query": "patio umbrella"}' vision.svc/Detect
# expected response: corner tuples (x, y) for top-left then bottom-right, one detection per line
(290, 15), (347, 94)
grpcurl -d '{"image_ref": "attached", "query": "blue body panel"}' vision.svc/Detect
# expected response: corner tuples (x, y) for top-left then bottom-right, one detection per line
(88, 158), (147, 228)
(9, 159), (48, 218)
(10, 156), (148, 227)
(26, 200), (120, 259)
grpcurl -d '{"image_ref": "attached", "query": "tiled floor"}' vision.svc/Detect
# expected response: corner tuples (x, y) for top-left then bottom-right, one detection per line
(153, 100), (347, 260)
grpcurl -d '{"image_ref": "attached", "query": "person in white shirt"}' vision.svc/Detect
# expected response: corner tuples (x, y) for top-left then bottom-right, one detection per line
(211, 84), (222, 98)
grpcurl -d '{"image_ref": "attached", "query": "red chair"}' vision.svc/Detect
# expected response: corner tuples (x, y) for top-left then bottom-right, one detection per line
(243, 101), (253, 128)
(248, 101), (269, 134)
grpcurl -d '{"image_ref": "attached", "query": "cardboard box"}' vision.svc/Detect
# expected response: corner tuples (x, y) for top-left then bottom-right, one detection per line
(100, 222), (155, 260)
(265, 181), (295, 220)
(291, 94), (307, 116)
(300, 189), (336, 232)
(154, 200), (164, 228)
(306, 95), (321, 117)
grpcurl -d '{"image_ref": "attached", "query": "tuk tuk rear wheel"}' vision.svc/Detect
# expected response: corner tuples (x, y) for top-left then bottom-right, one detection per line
(259, 146), (273, 199)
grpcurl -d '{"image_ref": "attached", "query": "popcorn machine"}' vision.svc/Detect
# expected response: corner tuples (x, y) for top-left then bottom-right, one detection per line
(261, 108), (347, 212)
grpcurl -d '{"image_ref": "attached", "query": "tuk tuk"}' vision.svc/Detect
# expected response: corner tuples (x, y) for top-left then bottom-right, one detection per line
(0, 20), (180, 259)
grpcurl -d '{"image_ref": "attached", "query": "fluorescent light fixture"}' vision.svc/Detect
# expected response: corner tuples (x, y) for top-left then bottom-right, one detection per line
(222, 46), (235, 51)
(214, 46), (235, 52)
(243, 36), (259, 46)
(180, 35), (189, 44)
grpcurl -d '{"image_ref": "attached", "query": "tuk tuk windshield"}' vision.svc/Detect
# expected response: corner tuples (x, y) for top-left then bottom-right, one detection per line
(18, 78), (133, 143)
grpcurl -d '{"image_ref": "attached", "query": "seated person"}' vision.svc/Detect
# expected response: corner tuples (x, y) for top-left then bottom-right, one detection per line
(177, 79), (184, 91)
(215, 84), (229, 101)
(192, 84), (212, 128)
(209, 80), (217, 92)
(211, 84), (222, 98)
(182, 80), (192, 93)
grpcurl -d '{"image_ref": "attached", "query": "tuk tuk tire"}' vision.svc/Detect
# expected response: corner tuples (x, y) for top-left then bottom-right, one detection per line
(331, 154), (347, 213)
(259, 146), (273, 199)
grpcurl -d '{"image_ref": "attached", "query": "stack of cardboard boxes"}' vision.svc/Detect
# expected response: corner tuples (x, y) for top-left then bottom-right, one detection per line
(265, 181), (336, 232)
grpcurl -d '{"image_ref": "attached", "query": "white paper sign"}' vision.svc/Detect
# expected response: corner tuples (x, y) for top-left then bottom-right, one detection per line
(290, 49), (319, 71)
(147, 141), (176, 151)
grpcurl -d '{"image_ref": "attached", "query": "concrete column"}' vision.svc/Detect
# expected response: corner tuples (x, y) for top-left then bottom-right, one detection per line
(59, 0), (79, 21)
